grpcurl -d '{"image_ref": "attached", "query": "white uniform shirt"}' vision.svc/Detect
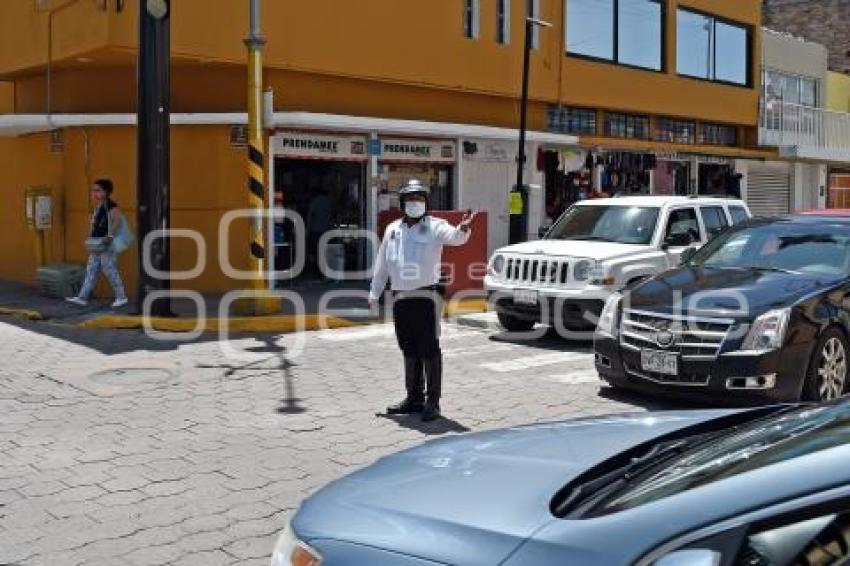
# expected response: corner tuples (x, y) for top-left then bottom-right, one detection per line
(369, 216), (471, 300)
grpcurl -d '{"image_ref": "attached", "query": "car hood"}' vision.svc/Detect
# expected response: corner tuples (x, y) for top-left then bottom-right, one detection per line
(495, 239), (649, 262)
(629, 266), (840, 318)
(292, 410), (738, 566)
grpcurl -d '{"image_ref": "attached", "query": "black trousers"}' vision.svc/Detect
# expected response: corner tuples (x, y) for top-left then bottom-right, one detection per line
(392, 289), (442, 358)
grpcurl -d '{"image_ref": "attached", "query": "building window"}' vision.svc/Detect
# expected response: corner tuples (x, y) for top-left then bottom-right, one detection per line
(497, 0), (511, 44)
(764, 69), (819, 107)
(604, 112), (649, 139)
(527, 0), (540, 49)
(463, 0), (480, 39)
(677, 8), (750, 86)
(547, 106), (598, 135)
(566, 0), (663, 71)
(655, 117), (696, 144)
(698, 123), (737, 146)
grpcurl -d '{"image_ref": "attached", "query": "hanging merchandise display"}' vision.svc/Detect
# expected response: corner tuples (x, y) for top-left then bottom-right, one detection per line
(598, 152), (656, 196)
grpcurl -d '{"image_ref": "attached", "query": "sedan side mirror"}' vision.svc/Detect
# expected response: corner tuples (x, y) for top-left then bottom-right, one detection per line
(679, 247), (698, 265)
(663, 232), (693, 250)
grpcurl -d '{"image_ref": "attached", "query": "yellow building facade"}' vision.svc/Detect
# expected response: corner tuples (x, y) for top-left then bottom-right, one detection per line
(0, 0), (770, 293)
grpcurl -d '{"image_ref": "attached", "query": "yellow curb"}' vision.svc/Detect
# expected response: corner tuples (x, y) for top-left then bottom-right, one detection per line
(78, 313), (363, 333)
(444, 297), (489, 317)
(0, 306), (45, 321)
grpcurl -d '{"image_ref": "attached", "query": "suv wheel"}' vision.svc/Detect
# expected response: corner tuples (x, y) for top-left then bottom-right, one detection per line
(497, 312), (535, 332)
(803, 327), (849, 402)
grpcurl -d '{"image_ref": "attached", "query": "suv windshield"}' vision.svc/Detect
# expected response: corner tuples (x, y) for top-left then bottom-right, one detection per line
(546, 205), (660, 245)
(584, 402), (850, 517)
(687, 220), (850, 277)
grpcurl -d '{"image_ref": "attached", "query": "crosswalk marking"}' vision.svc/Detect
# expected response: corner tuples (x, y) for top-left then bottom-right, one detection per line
(315, 323), (478, 342)
(479, 351), (592, 372)
(541, 374), (601, 385)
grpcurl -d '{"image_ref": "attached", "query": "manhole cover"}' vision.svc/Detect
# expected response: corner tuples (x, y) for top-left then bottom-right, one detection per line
(88, 367), (175, 386)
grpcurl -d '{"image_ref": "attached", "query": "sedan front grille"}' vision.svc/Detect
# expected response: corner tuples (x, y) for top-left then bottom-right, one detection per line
(620, 309), (732, 360)
(504, 257), (569, 286)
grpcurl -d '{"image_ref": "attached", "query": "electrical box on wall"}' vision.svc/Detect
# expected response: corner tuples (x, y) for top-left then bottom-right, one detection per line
(25, 186), (53, 231)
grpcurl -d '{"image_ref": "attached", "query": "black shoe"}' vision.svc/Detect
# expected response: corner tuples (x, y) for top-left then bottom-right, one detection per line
(421, 402), (441, 422)
(386, 398), (425, 415)
(386, 357), (425, 414)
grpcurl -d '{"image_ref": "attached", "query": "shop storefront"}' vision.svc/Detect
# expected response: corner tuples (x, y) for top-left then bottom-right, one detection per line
(376, 137), (456, 213)
(829, 169), (850, 208)
(270, 130), (369, 284)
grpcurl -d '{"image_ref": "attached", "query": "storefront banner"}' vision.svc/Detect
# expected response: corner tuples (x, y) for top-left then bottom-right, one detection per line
(379, 138), (456, 163)
(274, 131), (368, 160)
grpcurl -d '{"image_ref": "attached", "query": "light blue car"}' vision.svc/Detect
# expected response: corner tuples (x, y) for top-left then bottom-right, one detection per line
(271, 400), (850, 565)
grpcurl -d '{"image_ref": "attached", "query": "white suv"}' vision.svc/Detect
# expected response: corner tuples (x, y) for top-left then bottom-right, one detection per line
(484, 196), (751, 332)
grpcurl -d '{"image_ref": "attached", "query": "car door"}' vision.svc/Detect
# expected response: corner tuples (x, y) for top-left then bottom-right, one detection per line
(638, 489), (850, 566)
(661, 207), (703, 268)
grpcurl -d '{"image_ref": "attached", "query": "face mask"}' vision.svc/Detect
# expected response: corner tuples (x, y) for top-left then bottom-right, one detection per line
(404, 201), (427, 219)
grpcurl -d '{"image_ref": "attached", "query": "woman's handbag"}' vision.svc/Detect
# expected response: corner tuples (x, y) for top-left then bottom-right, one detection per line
(85, 237), (110, 254)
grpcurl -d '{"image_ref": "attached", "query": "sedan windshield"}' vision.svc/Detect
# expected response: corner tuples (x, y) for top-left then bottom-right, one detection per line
(585, 402), (850, 517)
(546, 205), (659, 245)
(687, 220), (850, 277)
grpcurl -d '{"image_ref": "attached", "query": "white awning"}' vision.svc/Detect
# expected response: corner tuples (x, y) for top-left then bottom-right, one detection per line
(0, 111), (579, 146)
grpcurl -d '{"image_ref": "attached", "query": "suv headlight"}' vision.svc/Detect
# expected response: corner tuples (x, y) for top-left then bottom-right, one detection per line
(597, 293), (622, 336)
(574, 260), (594, 282)
(271, 519), (323, 566)
(740, 308), (791, 353)
(489, 254), (505, 276)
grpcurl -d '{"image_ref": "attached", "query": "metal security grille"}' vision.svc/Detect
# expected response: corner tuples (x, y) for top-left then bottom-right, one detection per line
(504, 257), (570, 286)
(747, 166), (792, 217)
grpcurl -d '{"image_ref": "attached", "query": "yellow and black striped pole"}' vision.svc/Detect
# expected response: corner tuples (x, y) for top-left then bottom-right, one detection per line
(241, 0), (278, 315)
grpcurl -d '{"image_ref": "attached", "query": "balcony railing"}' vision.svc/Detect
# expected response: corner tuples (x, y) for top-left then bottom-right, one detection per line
(759, 99), (850, 161)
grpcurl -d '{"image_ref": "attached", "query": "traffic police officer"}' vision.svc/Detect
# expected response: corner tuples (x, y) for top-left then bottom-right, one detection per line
(369, 180), (476, 422)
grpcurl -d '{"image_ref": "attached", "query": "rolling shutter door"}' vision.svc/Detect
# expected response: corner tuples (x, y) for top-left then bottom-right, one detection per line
(747, 166), (791, 217)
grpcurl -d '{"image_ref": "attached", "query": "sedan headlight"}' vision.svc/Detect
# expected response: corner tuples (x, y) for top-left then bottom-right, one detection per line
(574, 260), (594, 282)
(489, 254), (506, 276)
(270, 519), (323, 566)
(740, 308), (791, 353)
(597, 293), (622, 336)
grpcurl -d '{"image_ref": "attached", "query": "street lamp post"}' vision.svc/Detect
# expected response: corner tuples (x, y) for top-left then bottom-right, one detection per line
(136, 0), (172, 316)
(511, 16), (550, 244)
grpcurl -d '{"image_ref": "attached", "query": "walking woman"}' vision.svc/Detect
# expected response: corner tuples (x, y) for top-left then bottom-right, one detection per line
(66, 179), (129, 308)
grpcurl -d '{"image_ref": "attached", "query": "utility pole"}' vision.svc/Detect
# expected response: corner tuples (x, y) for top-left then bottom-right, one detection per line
(136, 0), (172, 316)
(511, 17), (550, 244)
(242, 0), (278, 314)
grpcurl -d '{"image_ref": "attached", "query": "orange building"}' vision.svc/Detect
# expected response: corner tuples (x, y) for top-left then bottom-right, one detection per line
(0, 0), (772, 294)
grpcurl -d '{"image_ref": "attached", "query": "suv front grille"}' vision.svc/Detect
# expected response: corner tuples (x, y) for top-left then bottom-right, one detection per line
(620, 309), (732, 360)
(505, 257), (569, 286)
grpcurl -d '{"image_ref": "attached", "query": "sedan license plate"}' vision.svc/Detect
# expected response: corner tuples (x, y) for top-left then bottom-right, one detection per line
(513, 289), (538, 306)
(641, 350), (679, 376)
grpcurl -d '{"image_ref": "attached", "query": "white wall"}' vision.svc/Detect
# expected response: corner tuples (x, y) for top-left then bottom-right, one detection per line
(458, 139), (544, 256)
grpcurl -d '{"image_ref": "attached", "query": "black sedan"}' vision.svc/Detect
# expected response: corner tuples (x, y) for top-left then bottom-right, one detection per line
(595, 214), (850, 403)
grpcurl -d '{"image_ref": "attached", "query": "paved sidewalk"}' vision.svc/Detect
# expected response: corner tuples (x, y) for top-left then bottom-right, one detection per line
(0, 315), (679, 565)
(0, 278), (488, 333)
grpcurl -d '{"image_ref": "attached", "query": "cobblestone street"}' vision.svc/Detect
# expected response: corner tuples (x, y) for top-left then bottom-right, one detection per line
(0, 316), (675, 565)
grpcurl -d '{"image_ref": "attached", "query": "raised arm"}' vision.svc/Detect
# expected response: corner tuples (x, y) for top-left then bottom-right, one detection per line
(432, 211), (476, 246)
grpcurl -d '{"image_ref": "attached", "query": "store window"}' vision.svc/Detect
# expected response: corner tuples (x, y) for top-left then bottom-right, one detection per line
(547, 106), (598, 135)
(566, 0), (662, 71)
(463, 0), (480, 39)
(677, 8), (751, 86)
(655, 117), (696, 144)
(604, 112), (649, 139)
(698, 123), (737, 146)
(496, 0), (510, 44)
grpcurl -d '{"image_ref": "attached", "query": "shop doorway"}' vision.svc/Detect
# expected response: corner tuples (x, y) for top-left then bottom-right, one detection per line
(272, 158), (367, 284)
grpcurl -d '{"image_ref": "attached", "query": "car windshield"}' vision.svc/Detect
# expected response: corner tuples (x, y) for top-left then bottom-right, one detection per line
(585, 402), (850, 517)
(546, 205), (659, 245)
(686, 220), (850, 277)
